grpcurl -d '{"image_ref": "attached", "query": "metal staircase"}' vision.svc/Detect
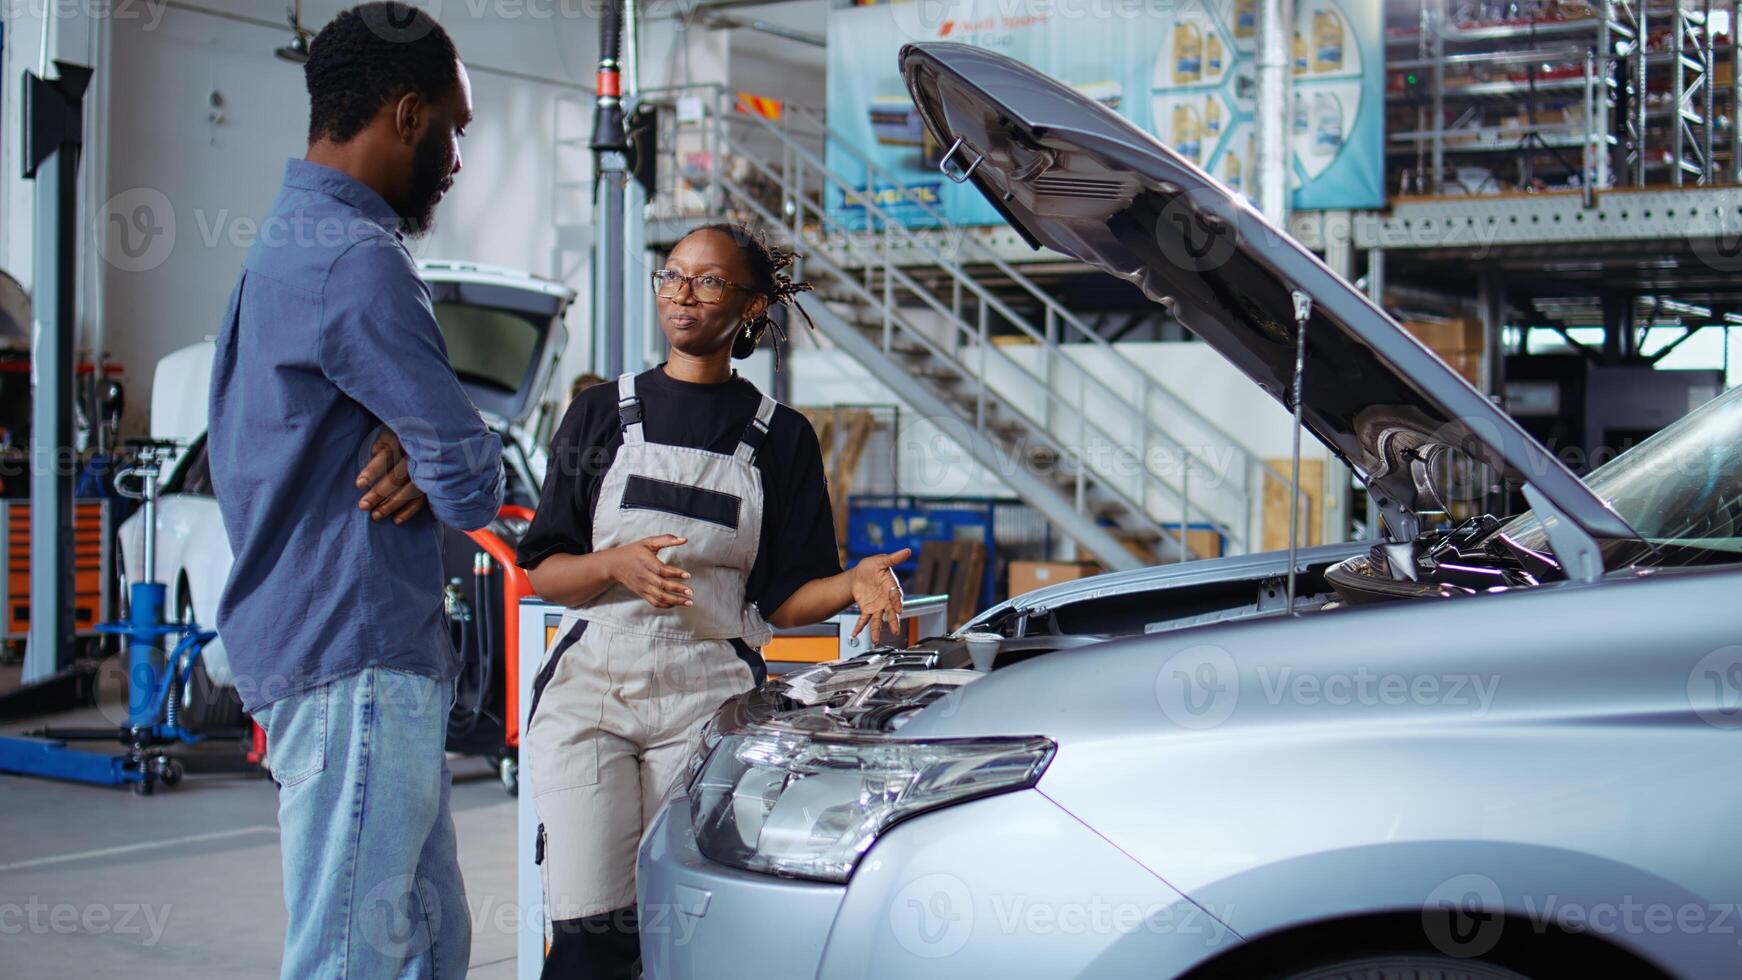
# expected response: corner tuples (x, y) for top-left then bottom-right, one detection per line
(640, 86), (1295, 570)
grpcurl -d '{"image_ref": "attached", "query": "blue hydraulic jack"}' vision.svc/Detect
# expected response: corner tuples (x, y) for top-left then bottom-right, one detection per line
(0, 441), (218, 794)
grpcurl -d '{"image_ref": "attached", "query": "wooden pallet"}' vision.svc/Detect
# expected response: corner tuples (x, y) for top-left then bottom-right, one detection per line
(800, 407), (878, 566)
(911, 539), (986, 631)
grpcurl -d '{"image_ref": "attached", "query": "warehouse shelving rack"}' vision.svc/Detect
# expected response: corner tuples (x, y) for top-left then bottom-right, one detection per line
(1386, 0), (1741, 198)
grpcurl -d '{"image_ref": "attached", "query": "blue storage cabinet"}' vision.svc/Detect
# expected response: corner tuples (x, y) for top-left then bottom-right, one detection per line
(846, 495), (1019, 614)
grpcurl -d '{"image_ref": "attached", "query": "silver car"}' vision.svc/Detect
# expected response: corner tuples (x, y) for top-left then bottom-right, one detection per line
(636, 44), (1742, 980)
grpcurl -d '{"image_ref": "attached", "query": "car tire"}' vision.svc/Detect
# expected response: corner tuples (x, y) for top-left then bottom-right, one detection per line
(1277, 955), (1532, 980)
(176, 581), (246, 732)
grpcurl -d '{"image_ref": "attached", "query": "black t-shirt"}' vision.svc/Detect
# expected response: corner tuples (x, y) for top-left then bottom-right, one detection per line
(515, 366), (843, 619)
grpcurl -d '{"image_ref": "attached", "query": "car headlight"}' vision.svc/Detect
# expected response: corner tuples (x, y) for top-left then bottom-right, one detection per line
(688, 730), (1054, 882)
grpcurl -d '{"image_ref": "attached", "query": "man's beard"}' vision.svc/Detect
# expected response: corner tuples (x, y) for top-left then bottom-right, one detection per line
(400, 127), (453, 238)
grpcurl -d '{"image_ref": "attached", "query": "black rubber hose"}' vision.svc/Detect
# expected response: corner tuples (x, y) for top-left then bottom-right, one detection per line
(598, 0), (621, 70)
(590, 0), (628, 152)
(449, 560), (495, 739)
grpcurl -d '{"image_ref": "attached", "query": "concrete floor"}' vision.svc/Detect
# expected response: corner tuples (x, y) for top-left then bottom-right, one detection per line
(0, 662), (521, 980)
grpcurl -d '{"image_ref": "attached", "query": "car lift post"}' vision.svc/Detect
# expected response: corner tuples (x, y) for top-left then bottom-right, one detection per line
(0, 61), (102, 725)
(590, 0), (629, 379)
(21, 62), (90, 689)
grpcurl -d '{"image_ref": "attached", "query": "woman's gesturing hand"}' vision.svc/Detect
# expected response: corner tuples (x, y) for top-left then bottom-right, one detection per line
(607, 534), (694, 608)
(849, 548), (913, 643)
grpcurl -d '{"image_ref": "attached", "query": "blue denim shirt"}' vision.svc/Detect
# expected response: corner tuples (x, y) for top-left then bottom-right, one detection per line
(209, 159), (504, 712)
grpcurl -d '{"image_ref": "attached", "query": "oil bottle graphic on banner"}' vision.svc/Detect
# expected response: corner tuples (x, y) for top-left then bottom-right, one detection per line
(1206, 33), (1223, 76)
(1173, 22), (1203, 83)
(1314, 91), (1344, 150)
(1224, 148), (1242, 192)
(1172, 103), (1203, 162)
(1234, 0), (1256, 39)
(1292, 29), (1308, 74)
(1204, 95), (1222, 138)
(1313, 7), (1345, 72)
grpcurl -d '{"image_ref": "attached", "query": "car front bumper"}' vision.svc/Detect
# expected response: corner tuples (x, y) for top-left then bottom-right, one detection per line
(637, 788), (1241, 979)
(637, 796), (847, 980)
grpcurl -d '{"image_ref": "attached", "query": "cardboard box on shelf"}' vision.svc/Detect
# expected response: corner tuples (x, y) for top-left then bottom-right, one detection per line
(1400, 316), (1485, 386)
(1400, 315), (1482, 354)
(1444, 349), (1484, 386)
(1007, 560), (1101, 598)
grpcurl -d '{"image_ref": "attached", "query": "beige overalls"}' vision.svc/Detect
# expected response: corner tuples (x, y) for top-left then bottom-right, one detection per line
(525, 372), (776, 924)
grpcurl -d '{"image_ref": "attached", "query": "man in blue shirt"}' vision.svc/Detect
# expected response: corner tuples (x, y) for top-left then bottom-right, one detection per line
(207, 5), (497, 977)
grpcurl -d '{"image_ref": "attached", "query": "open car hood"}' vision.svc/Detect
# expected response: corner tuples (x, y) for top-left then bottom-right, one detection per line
(899, 43), (1638, 546)
(417, 260), (573, 429)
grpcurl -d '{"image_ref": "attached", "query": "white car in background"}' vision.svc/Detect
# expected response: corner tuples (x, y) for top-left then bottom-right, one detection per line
(116, 261), (573, 728)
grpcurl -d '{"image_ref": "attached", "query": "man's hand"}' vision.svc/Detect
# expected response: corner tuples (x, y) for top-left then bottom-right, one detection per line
(355, 430), (428, 525)
(850, 548), (913, 644)
(605, 535), (694, 608)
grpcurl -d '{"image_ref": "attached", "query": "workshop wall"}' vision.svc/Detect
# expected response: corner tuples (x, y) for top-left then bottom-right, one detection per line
(94, 0), (606, 435)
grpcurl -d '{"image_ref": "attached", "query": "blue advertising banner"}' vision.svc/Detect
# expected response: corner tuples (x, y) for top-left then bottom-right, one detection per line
(825, 0), (1383, 228)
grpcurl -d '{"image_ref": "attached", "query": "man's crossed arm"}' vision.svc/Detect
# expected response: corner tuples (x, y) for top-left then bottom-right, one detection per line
(355, 430), (428, 524)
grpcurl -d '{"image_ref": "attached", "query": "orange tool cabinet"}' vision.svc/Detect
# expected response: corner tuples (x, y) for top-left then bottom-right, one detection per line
(2, 500), (113, 640)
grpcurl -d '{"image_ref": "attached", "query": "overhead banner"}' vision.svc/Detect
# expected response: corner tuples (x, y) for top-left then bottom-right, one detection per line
(825, 0), (1383, 228)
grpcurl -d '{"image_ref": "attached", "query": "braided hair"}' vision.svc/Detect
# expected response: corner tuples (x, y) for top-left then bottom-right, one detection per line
(676, 223), (815, 362)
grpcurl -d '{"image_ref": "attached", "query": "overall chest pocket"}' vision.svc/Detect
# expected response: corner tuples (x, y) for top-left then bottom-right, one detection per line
(620, 475), (741, 530)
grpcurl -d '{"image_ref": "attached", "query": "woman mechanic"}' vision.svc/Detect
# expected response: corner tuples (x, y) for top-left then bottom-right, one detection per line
(515, 223), (912, 978)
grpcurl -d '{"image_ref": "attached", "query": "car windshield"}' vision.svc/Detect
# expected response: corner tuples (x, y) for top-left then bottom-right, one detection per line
(432, 301), (540, 394)
(1500, 383), (1742, 566)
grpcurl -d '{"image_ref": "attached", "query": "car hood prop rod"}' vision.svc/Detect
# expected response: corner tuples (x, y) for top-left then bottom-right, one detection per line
(1286, 289), (1312, 615)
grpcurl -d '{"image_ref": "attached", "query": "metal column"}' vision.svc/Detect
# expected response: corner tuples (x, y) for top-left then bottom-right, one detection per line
(21, 63), (92, 685)
(1256, 0), (1291, 222)
(1321, 214), (1353, 544)
(620, 0), (649, 375)
(1476, 269), (1506, 396)
(1635, 0), (1649, 186)
(1734, 0), (1741, 184)
(590, 0), (630, 379)
(1363, 247), (1384, 538)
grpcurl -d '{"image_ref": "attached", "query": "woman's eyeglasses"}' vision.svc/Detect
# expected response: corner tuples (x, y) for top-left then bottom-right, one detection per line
(650, 270), (751, 304)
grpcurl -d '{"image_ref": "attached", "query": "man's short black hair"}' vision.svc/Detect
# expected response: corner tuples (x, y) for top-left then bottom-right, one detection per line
(305, 2), (460, 144)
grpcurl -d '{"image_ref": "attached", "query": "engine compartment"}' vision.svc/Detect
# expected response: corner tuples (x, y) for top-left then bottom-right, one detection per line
(723, 648), (987, 736)
(1324, 515), (1557, 604)
(913, 515), (1570, 660)
(717, 517), (1577, 739)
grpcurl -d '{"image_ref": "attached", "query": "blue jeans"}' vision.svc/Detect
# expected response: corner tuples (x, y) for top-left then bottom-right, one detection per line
(257, 666), (471, 980)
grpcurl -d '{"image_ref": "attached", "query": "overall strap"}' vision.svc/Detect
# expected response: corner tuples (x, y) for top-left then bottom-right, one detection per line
(733, 394), (778, 464)
(616, 373), (644, 445)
